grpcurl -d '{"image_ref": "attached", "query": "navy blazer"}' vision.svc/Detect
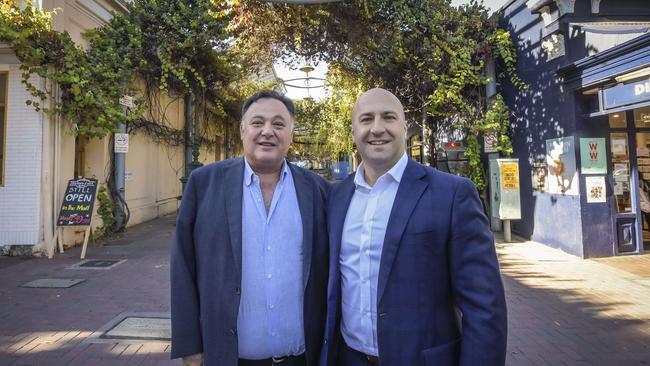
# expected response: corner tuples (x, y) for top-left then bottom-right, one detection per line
(171, 158), (330, 366)
(321, 159), (507, 366)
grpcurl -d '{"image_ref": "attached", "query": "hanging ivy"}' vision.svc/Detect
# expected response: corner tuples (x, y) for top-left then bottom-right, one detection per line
(0, 0), (245, 140)
(490, 28), (528, 90)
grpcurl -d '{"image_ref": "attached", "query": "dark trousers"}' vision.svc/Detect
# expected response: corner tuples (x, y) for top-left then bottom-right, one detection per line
(337, 341), (376, 366)
(238, 353), (306, 366)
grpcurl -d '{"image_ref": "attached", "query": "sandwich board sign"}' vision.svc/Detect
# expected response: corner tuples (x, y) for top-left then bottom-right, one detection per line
(52, 178), (98, 259)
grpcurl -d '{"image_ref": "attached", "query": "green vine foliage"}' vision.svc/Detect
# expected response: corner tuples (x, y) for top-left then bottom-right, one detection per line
(0, 0), (243, 140)
(490, 28), (528, 90)
(96, 185), (117, 237)
(465, 134), (486, 192)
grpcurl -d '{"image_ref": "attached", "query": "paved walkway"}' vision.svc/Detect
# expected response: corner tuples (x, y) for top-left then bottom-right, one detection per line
(0, 216), (649, 365)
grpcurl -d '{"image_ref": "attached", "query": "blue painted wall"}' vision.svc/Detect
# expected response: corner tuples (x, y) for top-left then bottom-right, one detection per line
(499, 0), (585, 256)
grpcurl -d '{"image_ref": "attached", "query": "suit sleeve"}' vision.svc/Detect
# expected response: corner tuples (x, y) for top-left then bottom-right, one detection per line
(449, 178), (507, 366)
(170, 172), (204, 359)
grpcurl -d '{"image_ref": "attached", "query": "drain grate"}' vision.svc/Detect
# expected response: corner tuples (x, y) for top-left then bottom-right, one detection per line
(67, 259), (126, 270)
(102, 316), (171, 341)
(21, 278), (86, 288)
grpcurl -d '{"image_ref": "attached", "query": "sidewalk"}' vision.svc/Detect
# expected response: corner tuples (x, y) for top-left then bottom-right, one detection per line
(0, 215), (178, 366)
(0, 216), (648, 365)
(497, 234), (650, 365)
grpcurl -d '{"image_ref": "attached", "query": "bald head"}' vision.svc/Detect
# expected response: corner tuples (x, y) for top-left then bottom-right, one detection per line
(352, 88), (405, 121)
(351, 88), (408, 183)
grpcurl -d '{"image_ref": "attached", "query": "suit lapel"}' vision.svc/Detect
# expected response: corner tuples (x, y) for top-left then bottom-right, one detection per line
(224, 158), (245, 279)
(290, 164), (314, 290)
(331, 176), (356, 280)
(377, 160), (428, 303)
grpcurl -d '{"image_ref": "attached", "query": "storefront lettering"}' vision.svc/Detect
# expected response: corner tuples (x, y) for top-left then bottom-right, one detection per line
(634, 80), (650, 96)
(589, 143), (598, 159)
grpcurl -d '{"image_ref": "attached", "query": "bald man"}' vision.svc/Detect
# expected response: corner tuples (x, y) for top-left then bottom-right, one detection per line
(320, 88), (507, 366)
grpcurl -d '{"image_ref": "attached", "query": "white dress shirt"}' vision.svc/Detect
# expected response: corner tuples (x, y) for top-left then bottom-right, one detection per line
(340, 153), (408, 356)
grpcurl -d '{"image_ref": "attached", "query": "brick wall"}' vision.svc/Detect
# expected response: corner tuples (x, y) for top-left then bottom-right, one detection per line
(0, 65), (43, 246)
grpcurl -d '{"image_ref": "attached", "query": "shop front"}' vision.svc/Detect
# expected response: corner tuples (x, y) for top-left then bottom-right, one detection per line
(562, 34), (650, 256)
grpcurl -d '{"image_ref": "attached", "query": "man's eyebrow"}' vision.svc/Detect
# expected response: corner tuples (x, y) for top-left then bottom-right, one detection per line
(248, 114), (287, 121)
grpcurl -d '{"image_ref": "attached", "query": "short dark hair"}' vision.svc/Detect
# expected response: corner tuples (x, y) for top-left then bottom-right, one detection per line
(241, 89), (295, 119)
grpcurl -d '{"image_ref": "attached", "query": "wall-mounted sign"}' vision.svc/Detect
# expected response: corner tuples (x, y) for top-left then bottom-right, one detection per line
(119, 95), (135, 109)
(585, 176), (606, 203)
(115, 133), (129, 153)
(579, 138), (607, 174)
(546, 136), (579, 195)
(603, 77), (650, 110)
(484, 132), (498, 153)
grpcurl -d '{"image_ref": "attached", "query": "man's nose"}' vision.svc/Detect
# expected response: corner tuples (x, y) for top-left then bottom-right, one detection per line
(370, 119), (386, 135)
(261, 122), (274, 136)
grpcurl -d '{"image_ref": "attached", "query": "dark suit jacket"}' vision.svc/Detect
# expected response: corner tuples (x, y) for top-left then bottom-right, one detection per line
(171, 158), (330, 366)
(321, 159), (507, 366)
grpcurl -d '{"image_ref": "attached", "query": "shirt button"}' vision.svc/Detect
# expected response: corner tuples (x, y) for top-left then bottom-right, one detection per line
(267, 246), (271, 251)
(271, 332), (277, 336)
(362, 278), (368, 283)
(267, 274), (272, 279)
(365, 250), (370, 255)
(268, 304), (275, 309)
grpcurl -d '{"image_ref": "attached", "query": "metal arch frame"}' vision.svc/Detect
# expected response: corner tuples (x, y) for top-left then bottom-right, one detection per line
(280, 76), (326, 89)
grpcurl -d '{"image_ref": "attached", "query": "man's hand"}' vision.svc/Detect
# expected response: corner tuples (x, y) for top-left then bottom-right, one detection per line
(182, 353), (203, 366)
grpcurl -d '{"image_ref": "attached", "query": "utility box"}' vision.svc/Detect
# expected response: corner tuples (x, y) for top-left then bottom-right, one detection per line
(489, 158), (522, 220)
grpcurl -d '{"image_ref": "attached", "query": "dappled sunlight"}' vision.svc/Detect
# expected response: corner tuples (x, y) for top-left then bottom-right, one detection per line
(497, 240), (650, 364)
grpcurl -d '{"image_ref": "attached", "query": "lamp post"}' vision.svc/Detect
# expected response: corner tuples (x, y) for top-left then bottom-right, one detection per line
(180, 93), (203, 190)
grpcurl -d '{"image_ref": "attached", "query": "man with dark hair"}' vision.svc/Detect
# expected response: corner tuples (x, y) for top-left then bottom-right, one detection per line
(171, 90), (330, 366)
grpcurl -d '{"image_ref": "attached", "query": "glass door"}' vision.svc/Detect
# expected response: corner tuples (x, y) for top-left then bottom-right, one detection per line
(608, 109), (641, 254)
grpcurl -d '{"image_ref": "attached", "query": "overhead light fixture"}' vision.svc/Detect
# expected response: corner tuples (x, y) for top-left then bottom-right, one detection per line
(615, 67), (650, 83)
(613, 114), (620, 118)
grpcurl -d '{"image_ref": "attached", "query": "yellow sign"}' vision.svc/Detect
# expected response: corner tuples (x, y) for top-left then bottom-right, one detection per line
(501, 162), (519, 190)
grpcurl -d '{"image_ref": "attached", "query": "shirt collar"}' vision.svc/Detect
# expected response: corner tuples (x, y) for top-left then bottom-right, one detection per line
(244, 158), (290, 187)
(354, 153), (409, 189)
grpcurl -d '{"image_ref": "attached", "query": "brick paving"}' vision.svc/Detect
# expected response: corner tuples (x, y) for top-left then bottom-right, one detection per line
(0, 215), (649, 365)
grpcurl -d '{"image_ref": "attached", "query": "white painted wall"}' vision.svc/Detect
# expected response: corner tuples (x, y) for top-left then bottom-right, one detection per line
(0, 65), (43, 246)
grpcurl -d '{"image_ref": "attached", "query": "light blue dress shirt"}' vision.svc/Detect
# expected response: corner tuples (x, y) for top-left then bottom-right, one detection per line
(340, 153), (408, 357)
(237, 159), (305, 359)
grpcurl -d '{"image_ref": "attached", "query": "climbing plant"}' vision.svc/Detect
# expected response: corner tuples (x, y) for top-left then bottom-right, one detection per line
(0, 0), (247, 140)
(233, 0), (527, 191)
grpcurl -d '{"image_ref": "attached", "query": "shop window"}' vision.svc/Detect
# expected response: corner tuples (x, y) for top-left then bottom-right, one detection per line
(609, 112), (627, 128)
(634, 107), (650, 128)
(0, 72), (6, 186)
(611, 132), (631, 213)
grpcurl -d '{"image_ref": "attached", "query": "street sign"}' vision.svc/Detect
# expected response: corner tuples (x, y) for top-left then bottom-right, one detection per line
(119, 95), (135, 109)
(114, 133), (129, 153)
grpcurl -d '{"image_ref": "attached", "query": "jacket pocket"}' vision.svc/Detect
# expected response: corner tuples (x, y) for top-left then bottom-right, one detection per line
(421, 338), (460, 366)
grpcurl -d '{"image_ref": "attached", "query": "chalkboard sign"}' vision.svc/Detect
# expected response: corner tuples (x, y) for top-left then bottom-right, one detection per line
(57, 178), (98, 226)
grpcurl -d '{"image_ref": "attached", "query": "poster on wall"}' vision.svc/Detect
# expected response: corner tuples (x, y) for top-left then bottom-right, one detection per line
(546, 136), (579, 195)
(579, 138), (607, 174)
(585, 176), (606, 203)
